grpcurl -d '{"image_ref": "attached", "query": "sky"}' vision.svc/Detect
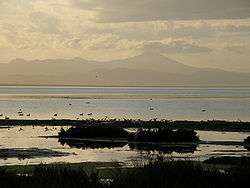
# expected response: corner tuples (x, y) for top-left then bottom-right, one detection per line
(0, 0), (250, 72)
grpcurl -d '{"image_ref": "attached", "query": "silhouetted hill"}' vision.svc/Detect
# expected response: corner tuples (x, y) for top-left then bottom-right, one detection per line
(0, 52), (250, 86)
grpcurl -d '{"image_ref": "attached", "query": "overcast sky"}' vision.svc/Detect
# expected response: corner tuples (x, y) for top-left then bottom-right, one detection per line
(0, 0), (250, 72)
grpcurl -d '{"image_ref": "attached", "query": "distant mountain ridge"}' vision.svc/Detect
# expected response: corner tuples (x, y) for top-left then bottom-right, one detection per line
(0, 52), (249, 86)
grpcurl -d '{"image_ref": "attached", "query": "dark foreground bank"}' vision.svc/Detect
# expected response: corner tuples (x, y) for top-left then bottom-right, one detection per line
(0, 157), (249, 188)
(1, 119), (250, 132)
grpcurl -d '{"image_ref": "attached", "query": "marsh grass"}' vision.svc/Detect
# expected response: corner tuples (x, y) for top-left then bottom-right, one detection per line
(110, 157), (249, 188)
(0, 158), (249, 188)
(0, 164), (104, 188)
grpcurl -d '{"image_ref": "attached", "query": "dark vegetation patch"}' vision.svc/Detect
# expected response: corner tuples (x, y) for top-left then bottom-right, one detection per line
(110, 158), (250, 188)
(130, 128), (199, 142)
(1, 119), (250, 132)
(59, 127), (199, 143)
(58, 127), (199, 153)
(244, 136), (250, 150)
(59, 126), (130, 139)
(204, 156), (250, 166)
(0, 158), (249, 188)
(244, 136), (250, 144)
(0, 164), (103, 188)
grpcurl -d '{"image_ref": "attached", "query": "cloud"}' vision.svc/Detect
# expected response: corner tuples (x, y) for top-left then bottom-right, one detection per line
(29, 12), (60, 34)
(0, 0), (249, 67)
(72, 0), (250, 22)
(140, 41), (212, 54)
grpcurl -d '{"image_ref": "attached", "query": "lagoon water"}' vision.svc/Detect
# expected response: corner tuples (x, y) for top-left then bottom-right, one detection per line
(1, 86), (250, 121)
(0, 86), (249, 165)
(0, 126), (249, 166)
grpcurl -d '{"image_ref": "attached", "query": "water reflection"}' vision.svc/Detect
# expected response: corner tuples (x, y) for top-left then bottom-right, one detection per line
(59, 139), (127, 149)
(59, 138), (197, 154)
(0, 126), (249, 166)
(129, 143), (197, 154)
(0, 148), (71, 160)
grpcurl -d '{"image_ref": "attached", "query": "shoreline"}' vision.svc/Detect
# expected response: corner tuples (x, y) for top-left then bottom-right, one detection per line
(1, 119), (250, 132)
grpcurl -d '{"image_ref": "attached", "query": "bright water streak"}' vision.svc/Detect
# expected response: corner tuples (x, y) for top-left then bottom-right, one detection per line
(0, 86), (250, 120)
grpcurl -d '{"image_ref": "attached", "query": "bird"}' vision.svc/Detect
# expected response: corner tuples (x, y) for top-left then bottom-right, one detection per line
(149, 107), (154, 111)
(54, 114), (58, 117)
(0, 114), (3, 117)
(79, 113), (83, 116)
(202, 109), (206, 112)
(86, 102), (90, 104)
(26, 114), (31, 117)
(87, 113), (93, 116)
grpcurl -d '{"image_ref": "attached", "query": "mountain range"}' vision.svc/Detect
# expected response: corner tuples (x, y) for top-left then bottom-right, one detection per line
(0, 52), (249, 86)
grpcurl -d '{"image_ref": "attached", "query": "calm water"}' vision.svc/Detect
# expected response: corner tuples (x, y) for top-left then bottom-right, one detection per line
(0, 86), (249, 165)
(0, 126), (249, 166)
(0, 86), (250, 120)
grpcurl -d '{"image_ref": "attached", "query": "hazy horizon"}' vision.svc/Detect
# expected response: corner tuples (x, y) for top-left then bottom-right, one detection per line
(0, 51), (250, 86)
(0, 0), (250, 72)
(1, 0), (250, 85)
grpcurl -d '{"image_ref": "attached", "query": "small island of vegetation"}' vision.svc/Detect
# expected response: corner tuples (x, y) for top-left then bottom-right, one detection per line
(130, 128), (199, 142)
(58, 126), (199, 153)
(59, 126), (199, 143)
(59, 126), (130, 139)
(244, 136), (250, 150)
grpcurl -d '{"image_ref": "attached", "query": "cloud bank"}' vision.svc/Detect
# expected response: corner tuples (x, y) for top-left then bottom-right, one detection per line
(73, 0), (250, 22)
(0, 0), (250, 72)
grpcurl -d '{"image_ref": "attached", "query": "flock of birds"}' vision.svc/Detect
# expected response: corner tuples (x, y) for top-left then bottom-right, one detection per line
(0, 99), (208, 121)
(0, 109), (32, 120)
(0, 100), (159, 120)
(0, 101), (96, 120)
